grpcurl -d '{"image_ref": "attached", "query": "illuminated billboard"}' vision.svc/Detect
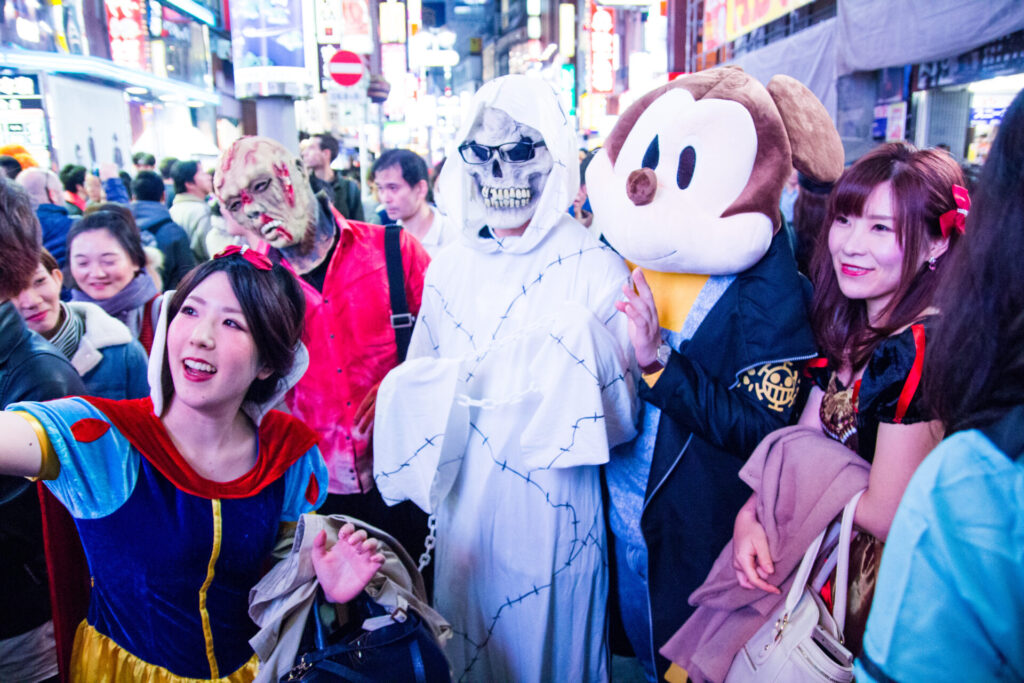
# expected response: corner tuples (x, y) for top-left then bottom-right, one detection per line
(229, 0), (318, 98)
(703, 0), (814, 52)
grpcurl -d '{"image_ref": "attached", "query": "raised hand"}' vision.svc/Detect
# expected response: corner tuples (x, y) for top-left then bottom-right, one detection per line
(311, 524), (386, 604)
(614, 267), (662, 369)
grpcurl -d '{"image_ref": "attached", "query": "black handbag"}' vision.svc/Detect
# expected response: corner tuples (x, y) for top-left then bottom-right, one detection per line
(281, 589), (450, 683)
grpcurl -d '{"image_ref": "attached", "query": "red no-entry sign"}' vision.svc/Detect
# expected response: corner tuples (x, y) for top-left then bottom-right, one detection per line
(328, 50), (364, 87)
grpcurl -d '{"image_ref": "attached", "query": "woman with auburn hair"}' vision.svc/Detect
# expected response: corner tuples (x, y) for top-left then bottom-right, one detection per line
(856, 90), (1024, 682)
(731, 142), (967, 650)
(0, 251), (385, 681)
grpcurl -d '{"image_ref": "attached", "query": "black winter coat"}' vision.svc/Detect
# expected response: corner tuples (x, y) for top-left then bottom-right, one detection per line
(0, 301), (85, 639)
(639, 232), (816, 678)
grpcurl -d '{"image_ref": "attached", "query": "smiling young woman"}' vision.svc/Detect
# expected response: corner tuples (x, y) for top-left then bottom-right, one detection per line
(0, 251), (386, 681)
(66, 209), (163, 352)
(730, 142), (967, 652)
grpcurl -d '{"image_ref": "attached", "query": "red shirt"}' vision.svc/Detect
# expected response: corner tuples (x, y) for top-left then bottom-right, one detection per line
(283, 211), (430, 494)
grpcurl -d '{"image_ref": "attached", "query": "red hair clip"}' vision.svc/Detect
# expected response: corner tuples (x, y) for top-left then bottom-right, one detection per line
(214, 245), (273, 271)
(939, 184), (970, 238)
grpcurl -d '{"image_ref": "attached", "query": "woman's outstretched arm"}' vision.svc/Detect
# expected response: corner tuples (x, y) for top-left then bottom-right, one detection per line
(0, 412), (46, 477)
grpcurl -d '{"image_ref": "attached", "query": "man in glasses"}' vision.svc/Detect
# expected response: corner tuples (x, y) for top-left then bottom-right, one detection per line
(373, 76), (638, 682)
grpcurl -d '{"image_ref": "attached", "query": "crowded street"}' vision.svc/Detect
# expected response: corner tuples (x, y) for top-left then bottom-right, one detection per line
(0, 0), (1022, 681)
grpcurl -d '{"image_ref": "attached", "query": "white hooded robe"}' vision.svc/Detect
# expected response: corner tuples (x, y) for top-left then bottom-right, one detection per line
(373, 76), (637, 682)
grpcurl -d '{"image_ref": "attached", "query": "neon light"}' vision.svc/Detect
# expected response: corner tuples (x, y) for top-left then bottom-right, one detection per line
(589, 6), (615, 93)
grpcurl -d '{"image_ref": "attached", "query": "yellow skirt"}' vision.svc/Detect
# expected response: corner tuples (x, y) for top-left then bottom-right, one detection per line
(70, 621), (260, 683)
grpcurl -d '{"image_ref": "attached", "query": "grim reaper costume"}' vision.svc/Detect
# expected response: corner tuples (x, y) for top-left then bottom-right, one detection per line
(372, 76), (638, 682)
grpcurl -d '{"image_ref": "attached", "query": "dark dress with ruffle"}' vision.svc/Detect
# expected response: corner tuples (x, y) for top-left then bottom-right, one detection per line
(807, 320), (932, 655)
(809, 321), (932, 463)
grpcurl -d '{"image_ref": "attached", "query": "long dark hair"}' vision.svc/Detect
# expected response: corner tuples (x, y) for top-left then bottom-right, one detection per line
(809, 143), (964, 369)
(926, 90), (1024, 433)
(162, 254), (306, 406)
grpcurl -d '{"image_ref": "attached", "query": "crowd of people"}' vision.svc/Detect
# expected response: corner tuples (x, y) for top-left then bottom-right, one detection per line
(0, 72), (1020, 683)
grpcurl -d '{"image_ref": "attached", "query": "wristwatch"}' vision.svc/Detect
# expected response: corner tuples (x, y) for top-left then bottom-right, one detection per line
(641, 343), (672, 375)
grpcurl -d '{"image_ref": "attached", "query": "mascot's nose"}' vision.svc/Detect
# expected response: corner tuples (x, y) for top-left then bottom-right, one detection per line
(626, 168), (658, 206)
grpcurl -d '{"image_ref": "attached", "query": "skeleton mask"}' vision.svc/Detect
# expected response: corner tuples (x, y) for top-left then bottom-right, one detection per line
(214, 137), (317, 250)
(461, 107), (554, 231)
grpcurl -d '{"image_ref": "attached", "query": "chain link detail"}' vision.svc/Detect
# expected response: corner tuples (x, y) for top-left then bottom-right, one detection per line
(417, 513), (438, 572)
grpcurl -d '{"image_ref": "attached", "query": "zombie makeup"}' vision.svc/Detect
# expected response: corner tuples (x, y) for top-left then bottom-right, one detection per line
(462, 107), (554, 231)
(214, 138), (317, 250)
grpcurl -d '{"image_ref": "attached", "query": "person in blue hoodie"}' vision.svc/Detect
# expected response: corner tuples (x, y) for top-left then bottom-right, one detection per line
(129, 171), (196, 290)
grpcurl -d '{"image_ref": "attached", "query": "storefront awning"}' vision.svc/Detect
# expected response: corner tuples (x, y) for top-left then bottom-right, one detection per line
(837, 0), (1024, 75)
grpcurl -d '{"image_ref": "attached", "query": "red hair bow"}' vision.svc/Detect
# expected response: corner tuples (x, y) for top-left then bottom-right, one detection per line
(939, 185), (970, 238)
(215, 245), (273, 271)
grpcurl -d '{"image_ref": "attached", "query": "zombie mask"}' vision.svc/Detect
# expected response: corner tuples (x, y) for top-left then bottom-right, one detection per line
(460, 107), (554, 231)
(214, 137), (317, 250)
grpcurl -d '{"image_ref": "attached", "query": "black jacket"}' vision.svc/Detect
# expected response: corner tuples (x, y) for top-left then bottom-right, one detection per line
(326, 173), (365, 222)
(130, 200), (197, 290)
(638, 232), (816, 678)
(0, 301), (85, 639)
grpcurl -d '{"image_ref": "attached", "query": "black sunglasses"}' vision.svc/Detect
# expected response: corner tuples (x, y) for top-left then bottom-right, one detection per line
(458, 140), (547, 164)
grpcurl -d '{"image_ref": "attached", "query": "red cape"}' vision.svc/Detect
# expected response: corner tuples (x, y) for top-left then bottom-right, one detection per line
(43, 397), (320, 680)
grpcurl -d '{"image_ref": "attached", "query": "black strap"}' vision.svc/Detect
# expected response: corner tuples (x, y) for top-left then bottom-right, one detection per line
(313, 659), (377, 682)
(384, 225), (413, 362)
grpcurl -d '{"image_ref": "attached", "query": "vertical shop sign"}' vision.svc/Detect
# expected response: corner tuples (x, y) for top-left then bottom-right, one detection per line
(885, 101), (907, 142)
(106, 0), (148, 71)
(559, 3), (576, 59)
(379, 2), (408, 44)
(316, 0), (372, 52)
(703, 0), (727, 52)
(315, 0), (345, 41)
(318, 43), (344, 91)
(589, 5), (615, 94)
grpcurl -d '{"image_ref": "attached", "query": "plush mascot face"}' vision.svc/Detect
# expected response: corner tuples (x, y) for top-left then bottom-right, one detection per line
(589, 67), (844, 275)
(214, 137), (317, 250)
(460, 106), (554, 230)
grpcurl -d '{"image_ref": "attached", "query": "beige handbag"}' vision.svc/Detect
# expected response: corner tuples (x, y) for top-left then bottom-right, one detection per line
(725, 491), (863, 683)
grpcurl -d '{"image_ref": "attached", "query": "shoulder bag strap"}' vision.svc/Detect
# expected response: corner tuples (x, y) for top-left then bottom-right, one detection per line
(831, 489), (864, 636)
(784, 489), (865, 632)
(385, 225), (413, 362)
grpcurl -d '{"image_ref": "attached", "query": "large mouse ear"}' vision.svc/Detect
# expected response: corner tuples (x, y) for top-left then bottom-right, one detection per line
(767, 75), (844, 184)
